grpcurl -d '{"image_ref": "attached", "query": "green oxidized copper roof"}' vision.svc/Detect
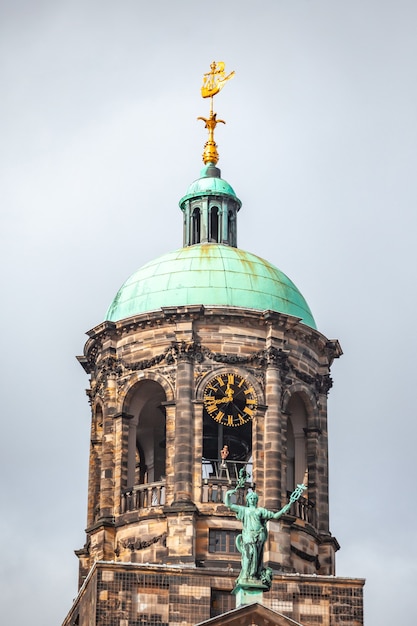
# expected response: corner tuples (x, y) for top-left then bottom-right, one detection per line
(106, 243), (316, 328)
(179, 164), (242, 207)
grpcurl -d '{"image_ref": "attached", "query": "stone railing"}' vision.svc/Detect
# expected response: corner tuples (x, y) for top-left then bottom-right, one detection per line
(286, 490), (316, 525)
(201, 459), (253, 504)
(121, 481), (166, 512)
(119, 469), (315, 526)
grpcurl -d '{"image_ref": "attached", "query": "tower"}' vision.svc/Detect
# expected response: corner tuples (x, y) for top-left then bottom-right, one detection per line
(63, 64), (364, 626)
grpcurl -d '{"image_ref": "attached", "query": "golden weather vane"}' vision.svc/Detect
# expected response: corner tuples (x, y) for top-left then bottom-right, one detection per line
(198, 61), (235, 165)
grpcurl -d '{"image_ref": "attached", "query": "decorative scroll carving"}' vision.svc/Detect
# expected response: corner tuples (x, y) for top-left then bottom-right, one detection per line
(117, 532), (167, 553)
(89, 344), (294, 378)
(124, 351), (168, 370)
(200, 345), (265, 365)
(86, 341), (332, 405)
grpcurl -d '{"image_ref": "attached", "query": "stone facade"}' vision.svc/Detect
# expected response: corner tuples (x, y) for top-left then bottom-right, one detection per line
(62, 562), (364, 626)
(65, 303), (365, 626)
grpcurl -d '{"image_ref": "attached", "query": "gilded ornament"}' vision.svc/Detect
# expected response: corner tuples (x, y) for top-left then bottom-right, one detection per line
(198, 61), (235, 165)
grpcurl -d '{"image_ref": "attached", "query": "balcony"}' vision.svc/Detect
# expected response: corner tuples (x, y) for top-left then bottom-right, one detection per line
(201, 459), (252, 504)
(121, 481), (166, 512)
(120, 462), (315, 526)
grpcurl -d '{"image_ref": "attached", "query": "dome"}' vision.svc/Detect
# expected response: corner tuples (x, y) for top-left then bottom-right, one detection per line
(181, 176), (237, 200)
(105, 243), (316, 328)
(179, 164), (241, 207)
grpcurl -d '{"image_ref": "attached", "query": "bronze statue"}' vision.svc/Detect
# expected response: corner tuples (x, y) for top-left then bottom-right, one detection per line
(224, 469), (306, 589)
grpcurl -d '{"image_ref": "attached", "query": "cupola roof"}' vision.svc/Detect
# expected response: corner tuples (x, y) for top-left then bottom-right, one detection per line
(105, 244), (316, 328)
(179, 164), (241, 206)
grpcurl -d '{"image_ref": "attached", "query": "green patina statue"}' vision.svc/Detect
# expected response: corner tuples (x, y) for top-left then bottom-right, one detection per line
(224, 469), (306, 590)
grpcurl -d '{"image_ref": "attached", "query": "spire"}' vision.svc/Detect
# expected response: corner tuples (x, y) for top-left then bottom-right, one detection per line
(179, 62), (240, 248)
(197, 61), (234, 165)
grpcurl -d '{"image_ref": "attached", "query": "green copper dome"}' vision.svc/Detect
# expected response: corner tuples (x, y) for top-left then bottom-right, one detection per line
(105, 244), (316, 328)
(179, 164), (241, 207)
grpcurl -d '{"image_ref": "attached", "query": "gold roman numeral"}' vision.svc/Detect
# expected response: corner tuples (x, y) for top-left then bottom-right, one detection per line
(213, 411), (224, 423)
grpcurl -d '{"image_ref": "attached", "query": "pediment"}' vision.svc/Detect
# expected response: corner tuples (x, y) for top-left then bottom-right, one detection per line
(195, 603), (304, 626)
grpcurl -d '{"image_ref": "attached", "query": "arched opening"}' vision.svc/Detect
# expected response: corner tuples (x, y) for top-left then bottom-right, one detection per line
(286, 394), (308, 491)
(192, 207), (201, 244)
(202, 412), (253, 491)
(286, 417), (295, 491)
(209, 206), (220, 242)
(127, 380), (166, 509)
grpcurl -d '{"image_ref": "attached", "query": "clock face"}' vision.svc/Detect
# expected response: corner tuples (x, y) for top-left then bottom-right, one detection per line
(203, 372), (257, 427)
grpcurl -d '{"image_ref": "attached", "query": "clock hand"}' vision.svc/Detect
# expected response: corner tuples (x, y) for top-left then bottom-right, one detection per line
(210, 397), (233, 404)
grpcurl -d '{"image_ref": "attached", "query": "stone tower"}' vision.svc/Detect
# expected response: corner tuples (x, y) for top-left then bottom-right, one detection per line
(63, 66), (364, 626)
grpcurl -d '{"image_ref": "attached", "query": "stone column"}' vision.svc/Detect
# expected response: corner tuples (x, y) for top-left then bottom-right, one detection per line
(222, 199), (228, 243)
(200, 197), (209, 243)
(86, 406), (103, 528)
(99, 375), (117, 520)
(263, 362), (281, 510)
(165, 337), (197, 566)
(113, 412), (133, 516)
(316, 390), (330, 534)
(164, 402), (176, 505)
(192, 400), (204, 504)
(172, 342), (195, 505)
(305, 426), (321, 528)
(263, 341), (289, 511)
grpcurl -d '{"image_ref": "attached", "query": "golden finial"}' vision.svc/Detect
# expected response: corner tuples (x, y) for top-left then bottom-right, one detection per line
(198, 61), (235, 165)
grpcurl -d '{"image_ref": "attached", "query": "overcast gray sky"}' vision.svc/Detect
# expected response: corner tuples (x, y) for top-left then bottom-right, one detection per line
(1, 1), (416, 625)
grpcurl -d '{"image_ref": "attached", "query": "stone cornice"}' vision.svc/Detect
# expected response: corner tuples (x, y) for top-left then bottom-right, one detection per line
(82, 307), (337, 357)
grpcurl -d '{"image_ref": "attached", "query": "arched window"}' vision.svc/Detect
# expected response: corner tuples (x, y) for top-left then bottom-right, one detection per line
(209, 207), (220, 242)
(126, 380), (167, 489)
(192, 207), (201, 244)
(286, 394), (307, 491)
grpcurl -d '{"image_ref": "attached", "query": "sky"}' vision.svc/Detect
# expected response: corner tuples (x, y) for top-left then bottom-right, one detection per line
(1, 1), (416, 624)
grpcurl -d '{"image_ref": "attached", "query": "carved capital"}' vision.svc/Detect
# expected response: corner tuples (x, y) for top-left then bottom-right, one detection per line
(315, 373), (333, 396)
(170, 340), (203, 363)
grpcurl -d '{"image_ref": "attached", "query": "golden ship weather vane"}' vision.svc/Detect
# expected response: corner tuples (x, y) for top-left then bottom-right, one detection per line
(198, 61), (235, 165)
